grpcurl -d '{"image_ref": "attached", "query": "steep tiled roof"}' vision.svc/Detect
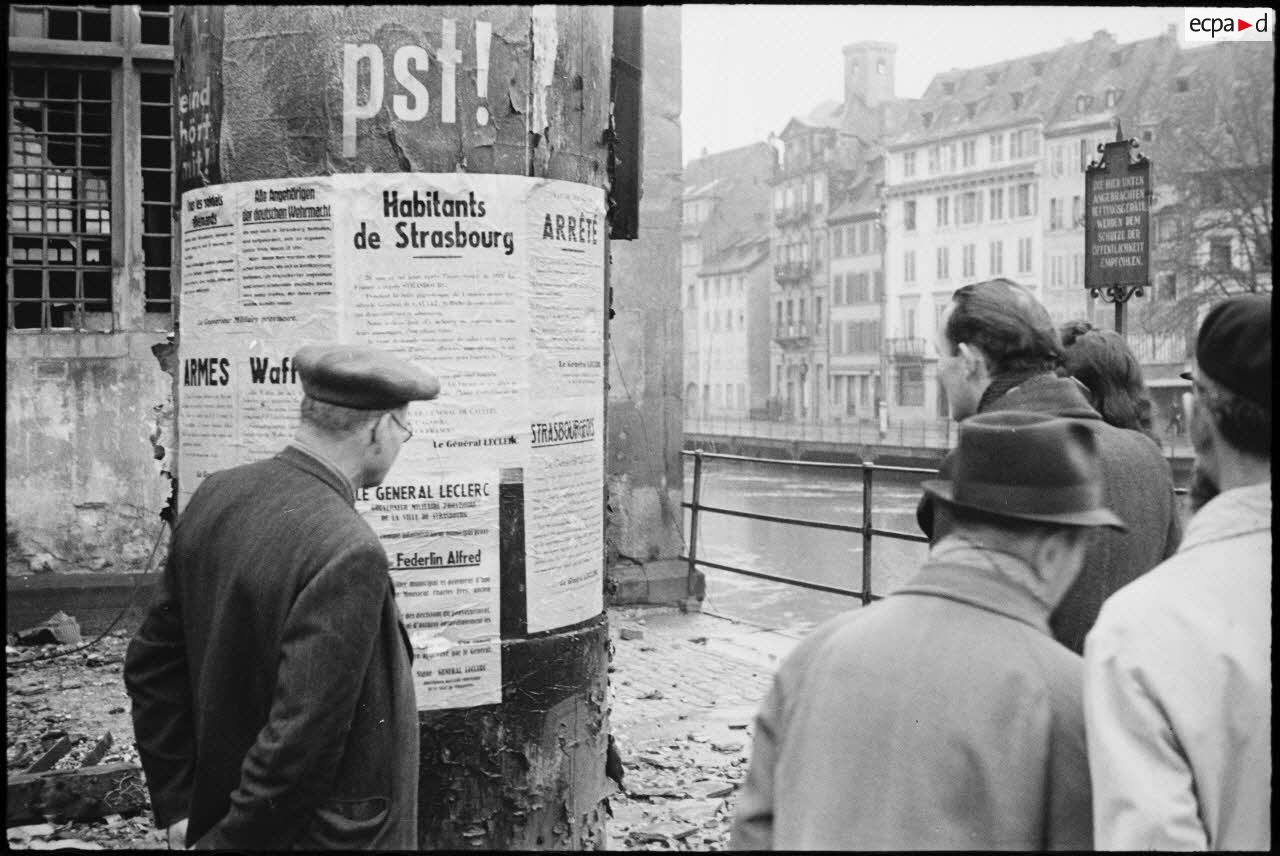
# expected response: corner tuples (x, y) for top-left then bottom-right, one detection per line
(885, 29), (1200, 148)
(779, 100), (845, 139)
(683, 178), (727, 200)
(685, 141), (777, 185)
(683, 143), (775, 262)
(1142, 40), (1274, 169)
(828, 166), (883, 223)
(699, 233), (770, 276)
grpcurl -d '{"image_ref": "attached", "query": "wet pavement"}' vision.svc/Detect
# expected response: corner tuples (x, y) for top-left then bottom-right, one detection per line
(604, 605), (804, 850)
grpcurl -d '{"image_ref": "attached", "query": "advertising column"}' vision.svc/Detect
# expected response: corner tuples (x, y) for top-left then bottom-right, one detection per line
(174, 6), (617, 848)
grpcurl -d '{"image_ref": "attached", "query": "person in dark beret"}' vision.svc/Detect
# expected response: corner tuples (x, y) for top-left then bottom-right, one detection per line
(1085, 293), (1271, 850)
(125, 344), (439, 850)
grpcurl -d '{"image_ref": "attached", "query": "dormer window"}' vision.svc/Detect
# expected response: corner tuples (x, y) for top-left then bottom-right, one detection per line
(1075, 94), (1091, 113)
(942, 81), (955, 95)
(1104, 88), (1121, 108)
(1011, 92), (1024, 110)
(1031, 61), (1045, 76)
(986, 70), (1000, 86)
(1174, 77), (1190, 93)
(1110, 50), (1123, 68)
(1141, 128), (1155, 142)
(965, 102), (977, 120)
(922, 111), (934, 128)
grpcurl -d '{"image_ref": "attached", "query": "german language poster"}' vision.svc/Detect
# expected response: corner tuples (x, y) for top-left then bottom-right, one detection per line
(178, 173), (605, 709)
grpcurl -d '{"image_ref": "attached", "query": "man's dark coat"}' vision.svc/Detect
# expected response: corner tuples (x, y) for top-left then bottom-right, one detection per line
(125, 446), (419, 849)
(918, 374), (1183, 653)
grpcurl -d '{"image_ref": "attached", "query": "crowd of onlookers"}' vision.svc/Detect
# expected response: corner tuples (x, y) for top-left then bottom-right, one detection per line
(116, 277), (1268, 851)
(732, 282), (1270, 851)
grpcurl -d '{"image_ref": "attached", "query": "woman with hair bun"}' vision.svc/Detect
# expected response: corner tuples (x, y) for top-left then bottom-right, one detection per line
(1057, 320), (1161, 446)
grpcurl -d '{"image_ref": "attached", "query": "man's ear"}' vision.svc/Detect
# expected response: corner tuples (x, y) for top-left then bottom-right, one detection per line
(957, 342), (984, 377)
(1033, 527), (1087, 582)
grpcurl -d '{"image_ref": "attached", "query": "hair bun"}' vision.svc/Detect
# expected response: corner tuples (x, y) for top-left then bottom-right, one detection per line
(1060, 319), (1094, 347)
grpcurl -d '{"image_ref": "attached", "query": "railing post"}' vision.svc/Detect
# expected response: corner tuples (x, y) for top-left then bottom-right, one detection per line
(686, 451), (705, 591)
(861, 459), (874, 606)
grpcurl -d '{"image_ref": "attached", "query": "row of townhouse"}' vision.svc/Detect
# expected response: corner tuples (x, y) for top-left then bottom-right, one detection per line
(681, 143), (776, 418)
(685, 28), (1272, 435)
(881, 28), (1272, 427)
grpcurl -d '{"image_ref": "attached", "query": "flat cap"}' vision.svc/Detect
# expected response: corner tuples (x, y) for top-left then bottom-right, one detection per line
(1181, 294), (1271, 409)
(295, 344), (440, 410)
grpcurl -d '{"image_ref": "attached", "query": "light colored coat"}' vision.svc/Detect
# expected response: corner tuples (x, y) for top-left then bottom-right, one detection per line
(731, 543), (1092, 850)
(1084, 481), (1271, 850)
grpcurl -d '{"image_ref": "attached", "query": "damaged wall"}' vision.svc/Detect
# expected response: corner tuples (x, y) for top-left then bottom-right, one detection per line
(5, 333), (175, 576)
(605, 6), (685, 568)
(6, 4), (687, 598)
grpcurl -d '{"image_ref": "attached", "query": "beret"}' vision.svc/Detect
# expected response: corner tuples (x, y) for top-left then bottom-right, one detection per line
(294, 344), (440, 410)
(1184, 294), (1271, 409)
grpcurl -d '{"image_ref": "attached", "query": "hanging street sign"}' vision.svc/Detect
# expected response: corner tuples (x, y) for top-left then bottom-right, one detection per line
(1084, 123), (1153, 334)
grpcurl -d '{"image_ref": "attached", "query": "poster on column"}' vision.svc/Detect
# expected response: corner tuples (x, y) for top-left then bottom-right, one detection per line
(178, 173), (605, 708)
(177, 180), (340, 507)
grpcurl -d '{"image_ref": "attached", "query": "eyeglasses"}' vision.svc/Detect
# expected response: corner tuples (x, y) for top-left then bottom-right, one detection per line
(387, 411), (413, 441)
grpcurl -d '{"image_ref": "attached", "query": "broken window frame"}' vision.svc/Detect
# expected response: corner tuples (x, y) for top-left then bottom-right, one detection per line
(7, 5), (174, 332)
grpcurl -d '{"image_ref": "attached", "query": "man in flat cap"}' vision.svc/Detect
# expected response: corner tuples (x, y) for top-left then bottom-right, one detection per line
(733, 410), (1125, 850)
(1084, 293), (1271, 850)
(125, 344), (439, 850)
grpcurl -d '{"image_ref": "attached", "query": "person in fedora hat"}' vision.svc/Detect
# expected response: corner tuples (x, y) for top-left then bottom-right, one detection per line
(732, 410), (1124, 850)
(126, 344), (439, 850)
(920, 278), (1181, 655)
(1084, 293), (1271, 850)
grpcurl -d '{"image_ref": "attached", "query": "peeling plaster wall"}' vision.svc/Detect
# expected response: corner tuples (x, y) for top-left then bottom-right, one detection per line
(6, 333), (175, 575)
(605, 7), (684, 565)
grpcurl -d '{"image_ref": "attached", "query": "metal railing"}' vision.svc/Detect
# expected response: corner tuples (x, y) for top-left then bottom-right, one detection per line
(686, 415), (955, 449)
(681, 448), (1191, 607)
(681, 449), (935, 606)
(686, 415), (1195, 460)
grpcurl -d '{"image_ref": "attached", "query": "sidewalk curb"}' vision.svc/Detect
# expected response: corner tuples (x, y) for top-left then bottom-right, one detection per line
(606, 559), (704, 610)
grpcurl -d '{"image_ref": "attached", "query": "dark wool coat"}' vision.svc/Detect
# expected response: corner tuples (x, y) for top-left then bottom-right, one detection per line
(917, 373), (1183, 653)
(731, 556), (1093, 850)
(124, 446), (419, 850)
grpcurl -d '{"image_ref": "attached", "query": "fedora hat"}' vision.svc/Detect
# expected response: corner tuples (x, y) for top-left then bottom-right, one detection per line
(922, 410), (1126, 530)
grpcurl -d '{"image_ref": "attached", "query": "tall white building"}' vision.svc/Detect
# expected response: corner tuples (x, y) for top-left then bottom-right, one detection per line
(877, 28), (1272, 426)
(883, 98), (1047, 420)
(769, 110), (838, 422)
(827, 174), (886, 421)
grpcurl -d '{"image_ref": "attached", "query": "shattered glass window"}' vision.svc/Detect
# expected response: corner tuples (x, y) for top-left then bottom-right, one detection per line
(8, 66), (113, 330)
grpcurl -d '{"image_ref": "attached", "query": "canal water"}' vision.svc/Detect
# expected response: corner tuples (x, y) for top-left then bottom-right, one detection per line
(682, 458), (936, 637)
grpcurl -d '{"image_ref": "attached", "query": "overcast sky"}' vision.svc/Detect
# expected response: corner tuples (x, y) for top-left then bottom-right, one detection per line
(682, 5), (1187, 165)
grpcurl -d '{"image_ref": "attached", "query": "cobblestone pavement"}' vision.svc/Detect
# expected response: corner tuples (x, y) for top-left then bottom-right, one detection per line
(7, 606), (802, 850)
(604, 605), (803, 850)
